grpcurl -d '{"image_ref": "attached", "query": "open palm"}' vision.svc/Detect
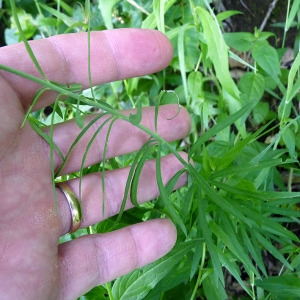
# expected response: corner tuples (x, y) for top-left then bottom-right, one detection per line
(0, 29), (190, 299)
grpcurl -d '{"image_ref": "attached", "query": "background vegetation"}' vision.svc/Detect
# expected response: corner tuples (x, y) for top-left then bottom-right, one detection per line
(1, 0), (300, 299)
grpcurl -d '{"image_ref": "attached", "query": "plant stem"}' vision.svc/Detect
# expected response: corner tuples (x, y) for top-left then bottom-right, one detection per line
(106, 282), (114, 300)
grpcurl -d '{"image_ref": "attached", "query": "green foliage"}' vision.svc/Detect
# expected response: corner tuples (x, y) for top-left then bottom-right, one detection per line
(112, 240), (201, 299)
(2, 0), (300, 299)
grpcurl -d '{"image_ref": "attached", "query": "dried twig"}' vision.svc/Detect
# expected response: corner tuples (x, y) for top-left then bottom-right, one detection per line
(240, 0), (254, 17)
(259, 0), (279, 31)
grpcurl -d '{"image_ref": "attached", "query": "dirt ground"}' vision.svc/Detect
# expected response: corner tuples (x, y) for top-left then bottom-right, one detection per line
(220, 0), (298, 48)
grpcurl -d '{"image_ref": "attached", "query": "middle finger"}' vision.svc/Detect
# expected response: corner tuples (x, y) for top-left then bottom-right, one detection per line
(44, 104), (190, 175)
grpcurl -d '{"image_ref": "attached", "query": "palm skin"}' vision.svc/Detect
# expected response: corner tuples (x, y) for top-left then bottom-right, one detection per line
(0, 29), (191, 299)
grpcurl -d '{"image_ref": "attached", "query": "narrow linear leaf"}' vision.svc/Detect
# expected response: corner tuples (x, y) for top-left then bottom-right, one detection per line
(178, 23), (192, 103)
(210, 158), (295, 180)
(190, 101), (255, 157)
(210, 180), (300, 202)
(117, 138), (157, 222)
(217, 10), (242, 23)
(285, 51), (300, 104)
(76, 116), (114, 219)
(196, 6), (240, 100)
(112, 239), (202, 300)
(156, 144), (187, 235)
(255, 275), (300, 298)
(240, 224), (267, 277)
(39, 3), (77, 27)
(234, 201), (299, 242)
(189, 166), (253, 228)
(55, 112), (109, 176)
(9, 0), (47, 80)
(254, 231), (293, 270)
(216, 119), (273, 170)
(101, 118), (118, 216)
(209, 219), (259, 277)
(285, 0), (300, 31)
(75, 96), (85, 129)
(153, 0), (166, 33)
(218, 251), (253, 297)
(141, 0), (176, 29)
(130, 142), (157, 207)
(28, 116), (63, 160)
(198, 193), (225, 286)
(22, 87), (49, 127)
(98, 0), (121, 29)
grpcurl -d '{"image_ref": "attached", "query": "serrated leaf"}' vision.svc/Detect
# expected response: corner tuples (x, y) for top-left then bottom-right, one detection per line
(252, 102), (269, 125)
(252, 42), (281, 78)
(224, 32), (255, 52)
(111, 240), (202, 300)
(239, 72), (265, 105)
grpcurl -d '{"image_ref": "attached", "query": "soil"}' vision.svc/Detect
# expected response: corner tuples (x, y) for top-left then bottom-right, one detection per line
(220, 0), (298, 48)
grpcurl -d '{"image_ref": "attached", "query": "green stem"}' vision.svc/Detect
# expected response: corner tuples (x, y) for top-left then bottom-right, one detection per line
(10, 0), (48, 79)
(190, 242), (206, 300)
(106, 282), (114, 300)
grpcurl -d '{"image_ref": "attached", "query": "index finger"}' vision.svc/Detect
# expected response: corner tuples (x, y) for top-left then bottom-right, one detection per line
(0, 29), (173, 110)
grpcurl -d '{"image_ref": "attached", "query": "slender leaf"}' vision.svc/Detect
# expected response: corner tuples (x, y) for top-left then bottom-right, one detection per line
(196, 7), (240, 100)
(255, 275), (300, 298)
(254, 231), (293, 270)
(190, 101), (255, 157)
(111, 240), (202, 300)
(39, 3), (77, 27)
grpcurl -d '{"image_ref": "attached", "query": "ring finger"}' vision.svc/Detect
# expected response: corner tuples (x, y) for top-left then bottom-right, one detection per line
(44, 104), (190, 175)
(57, 152), (188, 236)
(45, 104), (190, 234)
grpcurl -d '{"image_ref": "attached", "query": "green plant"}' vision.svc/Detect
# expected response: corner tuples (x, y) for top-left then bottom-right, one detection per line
(1, 0), (300, 299)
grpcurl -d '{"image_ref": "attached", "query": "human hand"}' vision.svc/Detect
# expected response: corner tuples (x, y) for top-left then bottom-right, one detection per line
(0, 29), (191, 299)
